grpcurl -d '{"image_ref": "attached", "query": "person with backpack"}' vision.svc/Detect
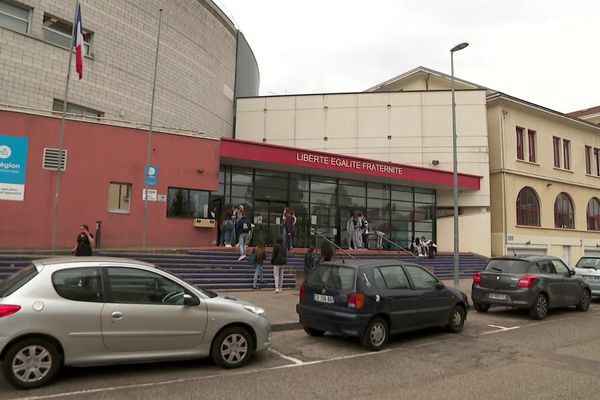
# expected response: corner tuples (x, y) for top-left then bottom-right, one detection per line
(251, 242), (267, 289)
(237, 206), (251, 261)
(223, 210), (235, 247)
(271, 237), (287, 293)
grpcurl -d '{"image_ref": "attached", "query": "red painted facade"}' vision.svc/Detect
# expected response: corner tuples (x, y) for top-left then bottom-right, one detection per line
(0, 111), (220, 249)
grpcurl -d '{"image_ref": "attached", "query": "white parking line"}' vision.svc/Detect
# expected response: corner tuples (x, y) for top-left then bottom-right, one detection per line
(480, 324), (520, 335)
(269, 348), (304, 364)
(9, 348), (394, 400)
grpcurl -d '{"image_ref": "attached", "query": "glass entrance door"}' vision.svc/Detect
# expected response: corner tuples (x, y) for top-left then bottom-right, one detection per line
(252, 200), (287, 246)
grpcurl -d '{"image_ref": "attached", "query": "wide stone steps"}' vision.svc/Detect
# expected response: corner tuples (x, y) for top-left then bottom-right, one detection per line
(0, 251), (488, 290)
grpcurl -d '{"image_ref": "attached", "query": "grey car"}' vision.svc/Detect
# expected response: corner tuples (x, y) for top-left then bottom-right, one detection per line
(0, 257), (272, 389)
(471, 255), (591, 320)
(574, 257), (600, 296)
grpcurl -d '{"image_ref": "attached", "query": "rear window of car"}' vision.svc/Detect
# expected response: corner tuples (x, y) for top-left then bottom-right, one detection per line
(0, 264), (38, 297)
(576, 258), (600, 269)
(306, 264), (355, 290)
(485, 259), (537, 274)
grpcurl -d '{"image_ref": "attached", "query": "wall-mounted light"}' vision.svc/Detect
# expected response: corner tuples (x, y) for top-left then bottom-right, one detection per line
(196, 168), (205, 174)
(324, 136), (328, 141)
(546, 183), (552, 187)
(431, 160), (440, 166)
(526, 240), (531, 245)
(387, 135), (392, 140)
(262, 138), (267, 143)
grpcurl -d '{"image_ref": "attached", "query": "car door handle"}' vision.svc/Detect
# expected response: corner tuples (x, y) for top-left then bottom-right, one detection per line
(111, 311), (124, 319)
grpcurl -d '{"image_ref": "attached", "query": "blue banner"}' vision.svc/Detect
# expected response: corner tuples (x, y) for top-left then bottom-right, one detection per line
(144, 165), (158, 187)
(0, 135), (29, 201)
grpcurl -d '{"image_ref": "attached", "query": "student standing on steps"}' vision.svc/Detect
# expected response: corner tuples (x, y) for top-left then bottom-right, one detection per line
(271, 237), (287, 293)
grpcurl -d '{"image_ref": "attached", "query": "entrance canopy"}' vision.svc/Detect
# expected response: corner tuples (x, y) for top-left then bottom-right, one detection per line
(220, 139), (481, 190)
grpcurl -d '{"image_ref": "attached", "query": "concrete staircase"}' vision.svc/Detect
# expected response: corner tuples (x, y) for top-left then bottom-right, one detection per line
(0, 250), (488, 290)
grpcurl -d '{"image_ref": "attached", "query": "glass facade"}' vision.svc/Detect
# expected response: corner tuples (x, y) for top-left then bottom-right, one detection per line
(211, 166), (436, 249)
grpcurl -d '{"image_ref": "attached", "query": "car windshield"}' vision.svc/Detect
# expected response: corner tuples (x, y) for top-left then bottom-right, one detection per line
(576, 258), (600, 269)
(0, 264), (38, 297)
(485, 259), (535, 274)
(307, 264), (355, 291)
(155, 265), (218, 298)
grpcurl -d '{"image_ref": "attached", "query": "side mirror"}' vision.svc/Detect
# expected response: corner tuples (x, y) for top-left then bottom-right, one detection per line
(435, 281), (445, 290)
(183, 294), (200, 306)
(568, 269), (576, 276)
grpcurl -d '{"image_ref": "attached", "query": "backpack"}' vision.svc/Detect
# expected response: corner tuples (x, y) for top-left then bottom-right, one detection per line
(240, 216), (251, 233)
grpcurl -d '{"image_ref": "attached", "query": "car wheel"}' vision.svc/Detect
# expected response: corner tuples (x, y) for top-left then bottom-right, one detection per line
(529, 294), (549, 320)
(446, 305), (466, 333)
(474, 303), (490, 313)
(211, 326), (254, 368)
(303, 327), (325, 337)
(360, 317), (388, 351)
(2, 338), (61, 390)
(576, 289), (591, 312)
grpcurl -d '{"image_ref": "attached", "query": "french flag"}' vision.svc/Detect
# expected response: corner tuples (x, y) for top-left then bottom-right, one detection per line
(72, 3), (83, 80)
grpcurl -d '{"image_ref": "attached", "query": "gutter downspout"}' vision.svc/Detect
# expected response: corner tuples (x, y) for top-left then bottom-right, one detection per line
(500, 110), (509, 255)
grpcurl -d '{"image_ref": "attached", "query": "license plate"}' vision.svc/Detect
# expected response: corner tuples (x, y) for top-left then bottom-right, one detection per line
(488, 293), (507, 300)
(313, 294), (334, 304)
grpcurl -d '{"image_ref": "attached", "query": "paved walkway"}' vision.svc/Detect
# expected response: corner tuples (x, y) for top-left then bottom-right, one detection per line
(222, 278), (475, 330)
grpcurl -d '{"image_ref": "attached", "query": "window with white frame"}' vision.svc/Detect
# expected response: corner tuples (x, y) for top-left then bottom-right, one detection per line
(52, 99), (104, 120)
(42, 13), (92, 56)
(108, 183), (131, 213)
(0, 0), (30, 34)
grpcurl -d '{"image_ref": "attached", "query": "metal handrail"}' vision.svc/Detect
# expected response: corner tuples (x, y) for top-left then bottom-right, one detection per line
(374, 231), (420, 260)
(310, 227), (355, 260)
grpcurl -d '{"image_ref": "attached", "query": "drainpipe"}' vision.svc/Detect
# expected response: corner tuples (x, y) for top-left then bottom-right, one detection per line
(500, 110), (509, 255)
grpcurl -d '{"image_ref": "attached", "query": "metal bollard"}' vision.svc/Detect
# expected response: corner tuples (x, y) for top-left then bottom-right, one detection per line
(95, 220), (102, 249)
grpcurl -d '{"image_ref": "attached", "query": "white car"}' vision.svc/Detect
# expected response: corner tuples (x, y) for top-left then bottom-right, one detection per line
(0, 257), (272, 389)
(574, 257), (600, 296)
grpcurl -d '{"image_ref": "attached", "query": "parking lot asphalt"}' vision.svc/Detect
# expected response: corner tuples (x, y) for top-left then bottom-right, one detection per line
(3, 297), (600, 400)
(221, 278), (475, 330)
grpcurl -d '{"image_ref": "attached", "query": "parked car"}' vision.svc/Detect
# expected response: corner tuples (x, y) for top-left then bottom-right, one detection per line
(574, 257), (600, 297)
(471, 255), (591, 320)
(296, 259), (469, 351)
(0, 257), (272, 389)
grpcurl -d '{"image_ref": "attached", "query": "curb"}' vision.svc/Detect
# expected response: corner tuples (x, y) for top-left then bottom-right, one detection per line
(272, 321), (302, 332)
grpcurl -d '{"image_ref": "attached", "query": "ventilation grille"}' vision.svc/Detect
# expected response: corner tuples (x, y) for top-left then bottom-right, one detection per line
(42, 148), (68, 171)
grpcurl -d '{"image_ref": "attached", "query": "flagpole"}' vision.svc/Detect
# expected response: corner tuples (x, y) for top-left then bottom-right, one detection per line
(143, 8), (163, 247)
(51, 1), (79, 250)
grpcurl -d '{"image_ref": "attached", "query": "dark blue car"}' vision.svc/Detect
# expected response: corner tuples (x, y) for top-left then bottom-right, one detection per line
(296, 259), (469, 350)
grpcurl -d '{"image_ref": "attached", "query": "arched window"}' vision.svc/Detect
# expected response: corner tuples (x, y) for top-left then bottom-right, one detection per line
(587, 198), (600, 231)
(516, 187), (540, 226)
(554, 193), (574, 229)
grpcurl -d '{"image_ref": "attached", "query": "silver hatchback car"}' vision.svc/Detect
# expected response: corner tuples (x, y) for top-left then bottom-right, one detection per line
(0, 257), (272, 389)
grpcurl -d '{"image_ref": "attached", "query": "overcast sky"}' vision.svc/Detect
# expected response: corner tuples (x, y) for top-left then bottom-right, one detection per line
(216, 0), (598, 114)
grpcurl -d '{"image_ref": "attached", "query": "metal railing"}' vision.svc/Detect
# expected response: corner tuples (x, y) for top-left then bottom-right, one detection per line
(373, 231), (420, 260)
(310, 227), (355, 260)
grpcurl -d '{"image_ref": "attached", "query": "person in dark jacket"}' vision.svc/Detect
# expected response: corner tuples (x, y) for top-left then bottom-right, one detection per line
(72, 224), (94, 256)
(303, 247), (317, 276)
(271, 237), (287, 293)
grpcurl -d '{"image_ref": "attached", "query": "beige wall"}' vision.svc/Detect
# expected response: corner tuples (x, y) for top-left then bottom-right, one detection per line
(437, 212), (491, 256)
(236, 90), (490, 209)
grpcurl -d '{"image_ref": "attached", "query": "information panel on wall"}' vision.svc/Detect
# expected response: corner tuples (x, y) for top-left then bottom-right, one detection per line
(0, 135), (29, 201)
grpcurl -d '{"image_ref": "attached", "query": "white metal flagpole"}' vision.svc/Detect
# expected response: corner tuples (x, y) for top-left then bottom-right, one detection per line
(142, 8), (163, 247)
(51, 1), (80, 250)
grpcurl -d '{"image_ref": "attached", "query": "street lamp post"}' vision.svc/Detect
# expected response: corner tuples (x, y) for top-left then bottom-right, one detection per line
(451, 42), (468, 289)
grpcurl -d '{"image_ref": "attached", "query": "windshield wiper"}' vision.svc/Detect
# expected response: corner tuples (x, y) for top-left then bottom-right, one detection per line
(491, 267), (503, 272)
